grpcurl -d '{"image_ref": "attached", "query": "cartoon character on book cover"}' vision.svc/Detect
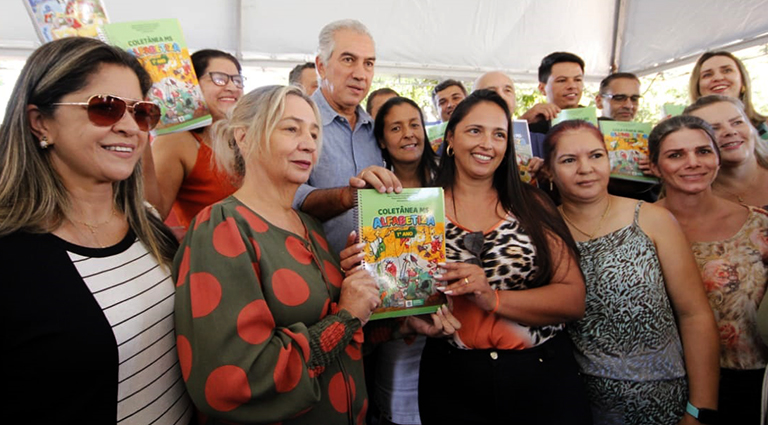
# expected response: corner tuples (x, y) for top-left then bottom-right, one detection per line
(605, 130), (649, 177)
(27, 0), (108, 42)
(360, 213), (445, 314)
(128, 43), (208, 126)
(514, 132), (534, 184)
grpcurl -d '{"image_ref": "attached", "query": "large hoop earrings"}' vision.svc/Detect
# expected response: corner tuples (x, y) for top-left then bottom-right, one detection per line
(446, 145), (454, 156)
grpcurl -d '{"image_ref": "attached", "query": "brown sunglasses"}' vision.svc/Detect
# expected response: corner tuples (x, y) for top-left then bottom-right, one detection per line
(52, 94), (162, 131)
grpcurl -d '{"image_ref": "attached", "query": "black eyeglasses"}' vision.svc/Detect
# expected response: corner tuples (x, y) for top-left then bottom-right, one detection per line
(52, 94), (161, 131)
(462, 231), (484, 266)
(602, 94), (642, 103)
(204, 72), (245, 88)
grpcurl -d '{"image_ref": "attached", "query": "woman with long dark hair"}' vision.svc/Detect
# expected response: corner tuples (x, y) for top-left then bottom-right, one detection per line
(417, 89), (591, 424)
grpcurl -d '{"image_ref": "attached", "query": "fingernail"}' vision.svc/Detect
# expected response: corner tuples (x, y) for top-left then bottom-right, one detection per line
(443, 290), (453, 295)
(433, 274), (443, 279)
(435, 286), (446, 292)
(356, 243), (366, 249)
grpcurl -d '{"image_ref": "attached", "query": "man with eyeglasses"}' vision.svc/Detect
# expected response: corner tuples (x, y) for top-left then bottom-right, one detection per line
(596, 73), (659, 201)
(596, 73), (642, 122)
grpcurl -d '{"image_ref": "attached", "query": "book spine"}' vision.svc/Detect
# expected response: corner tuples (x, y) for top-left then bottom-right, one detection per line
(353, 189), (364, 266)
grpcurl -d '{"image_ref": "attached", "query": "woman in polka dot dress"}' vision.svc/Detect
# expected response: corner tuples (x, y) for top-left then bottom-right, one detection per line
(173, 85), (381, 425)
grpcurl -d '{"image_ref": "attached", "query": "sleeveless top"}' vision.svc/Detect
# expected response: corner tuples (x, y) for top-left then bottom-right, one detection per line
(569, 201), (686, 381)
(445, 214), (564, 350)
(170, 132), (238, 230)
(691, 206), (768, 370)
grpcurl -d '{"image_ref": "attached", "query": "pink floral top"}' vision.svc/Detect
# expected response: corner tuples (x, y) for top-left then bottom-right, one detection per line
(692, 207), (768, 370)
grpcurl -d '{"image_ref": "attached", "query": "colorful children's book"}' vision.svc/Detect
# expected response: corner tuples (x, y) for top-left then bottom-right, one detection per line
(426, 122), (448, 153)
(99, 19), (212, 135)
(512, 120), (536, 184)
(661, 103), (686, 119)
(551, 106), (598, 127)
(355, 188), (447, 320)
(599, 121), (658, 183)
(24, 0), (109, 43)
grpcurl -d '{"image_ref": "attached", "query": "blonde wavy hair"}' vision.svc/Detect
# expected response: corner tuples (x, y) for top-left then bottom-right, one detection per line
(211, 85), (322, 178)
(684, 94), (768, 170)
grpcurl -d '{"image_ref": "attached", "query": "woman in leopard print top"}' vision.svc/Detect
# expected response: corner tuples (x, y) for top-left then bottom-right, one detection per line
(417, 90), (592, 425)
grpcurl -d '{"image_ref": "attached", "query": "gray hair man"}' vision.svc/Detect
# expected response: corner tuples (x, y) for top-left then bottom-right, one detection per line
(293, 19), (401, 253)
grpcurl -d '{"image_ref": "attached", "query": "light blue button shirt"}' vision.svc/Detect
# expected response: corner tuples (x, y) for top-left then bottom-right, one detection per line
(293, 89), (384, 255)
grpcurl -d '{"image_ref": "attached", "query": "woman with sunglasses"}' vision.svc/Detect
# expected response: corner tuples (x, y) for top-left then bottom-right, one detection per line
(542, 120), (719, 425)
(689, 51), (768, 141)
(173, 85), (381, 424)
(417, 89), (591, 425)
(649, 115), (768, 425)
(0, 38), (192, 424)
(145, 49), (245, 238)
(683, 95), (768, 209)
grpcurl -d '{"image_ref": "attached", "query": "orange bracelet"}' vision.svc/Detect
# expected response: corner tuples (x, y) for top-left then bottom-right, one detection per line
(490, 289), (500, 314)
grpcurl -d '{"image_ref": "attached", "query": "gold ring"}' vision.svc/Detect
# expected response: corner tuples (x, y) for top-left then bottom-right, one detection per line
(463, 277), (469, 286)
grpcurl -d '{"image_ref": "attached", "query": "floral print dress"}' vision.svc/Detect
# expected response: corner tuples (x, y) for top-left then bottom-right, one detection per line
(692, 206), (768, 370)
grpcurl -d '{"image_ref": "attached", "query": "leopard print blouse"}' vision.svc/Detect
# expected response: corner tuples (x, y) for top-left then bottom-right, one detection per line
(445, 214), (563, 349)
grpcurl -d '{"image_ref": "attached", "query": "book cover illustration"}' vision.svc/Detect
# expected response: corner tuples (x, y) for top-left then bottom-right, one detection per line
(513, 120), (535, 184)
(426, 121), (448, 153)
(599, 120), (658, 183)
(551, 106), (598, 127)
(24, 0), (108, 43)
(356, 188), (447, 320)
(100, 19), (211, 135)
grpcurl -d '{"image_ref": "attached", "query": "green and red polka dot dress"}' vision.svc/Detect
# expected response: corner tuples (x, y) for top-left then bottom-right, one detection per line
(173, 197), (368, 425)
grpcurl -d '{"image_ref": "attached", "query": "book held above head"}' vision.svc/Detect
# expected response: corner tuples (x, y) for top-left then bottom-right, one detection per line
(24, 0), (109, 42)
(99, 19), (211, 135)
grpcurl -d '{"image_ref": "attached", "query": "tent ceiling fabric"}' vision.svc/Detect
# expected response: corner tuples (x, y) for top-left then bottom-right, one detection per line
(1, 0), (767, 82)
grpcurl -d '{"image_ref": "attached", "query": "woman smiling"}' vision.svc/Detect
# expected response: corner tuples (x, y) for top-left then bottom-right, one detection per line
(650, 115), (768, 425)
(418, 90), (591, 425)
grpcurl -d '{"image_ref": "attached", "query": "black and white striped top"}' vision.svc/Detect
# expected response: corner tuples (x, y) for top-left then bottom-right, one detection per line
(68, 237), (193, 424)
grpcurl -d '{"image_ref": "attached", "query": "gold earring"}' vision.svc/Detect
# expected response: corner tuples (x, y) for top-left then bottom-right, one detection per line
(39, 136), (50, 149)
(446, 145), (454, 156)
(549, 180), (553, 191)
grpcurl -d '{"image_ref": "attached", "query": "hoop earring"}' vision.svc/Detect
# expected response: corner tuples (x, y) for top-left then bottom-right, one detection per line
(446, 145), (454, 156)
(39, 136), (50, 149)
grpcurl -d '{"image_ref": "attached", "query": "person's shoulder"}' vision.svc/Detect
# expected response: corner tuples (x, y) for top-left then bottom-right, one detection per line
(748, 205), (768, 224)
(185, 197), (240, 234)
(636, 199), (678, 229)
(0, 231), (58, 260)
(152, 130), (200, 157)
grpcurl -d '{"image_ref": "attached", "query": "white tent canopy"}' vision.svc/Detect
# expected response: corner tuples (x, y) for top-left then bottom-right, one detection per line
(2, 0), (767, 82)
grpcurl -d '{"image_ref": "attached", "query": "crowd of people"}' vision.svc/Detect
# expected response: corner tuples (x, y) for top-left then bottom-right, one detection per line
(1, 16), (766, 425)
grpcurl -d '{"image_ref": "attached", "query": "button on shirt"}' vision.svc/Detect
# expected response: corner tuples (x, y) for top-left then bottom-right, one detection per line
(293, 89), (384, 254)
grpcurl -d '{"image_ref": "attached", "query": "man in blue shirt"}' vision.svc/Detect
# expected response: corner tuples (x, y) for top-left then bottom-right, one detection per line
(293, 19), (401, 254)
